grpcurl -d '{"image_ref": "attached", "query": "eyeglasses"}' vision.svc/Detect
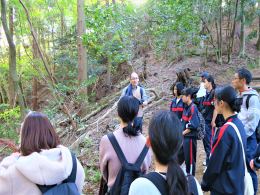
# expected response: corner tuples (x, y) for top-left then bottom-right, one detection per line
(131, 77), (139, 80)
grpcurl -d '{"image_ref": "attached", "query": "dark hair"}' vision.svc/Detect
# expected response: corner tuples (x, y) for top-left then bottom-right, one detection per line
(215, 85), (242, 113)
(181, 87), (198, 99)
(149, 110), (188, 195)
(173, 82), (185, 96)
(205, 75), (216, 89)
(237, 68), (252, 85)
(117, 96), (140, 136)
(20, 112), (60, 156)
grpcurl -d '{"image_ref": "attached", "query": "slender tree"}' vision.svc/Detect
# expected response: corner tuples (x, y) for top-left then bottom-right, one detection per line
(77, 0), (88, 86)
(239, 0), (245, 57)
(1, 0), (26, 118)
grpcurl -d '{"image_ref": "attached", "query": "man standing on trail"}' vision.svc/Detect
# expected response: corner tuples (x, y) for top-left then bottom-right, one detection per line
(120, 72), (149, 133)
(232, 68), (260, 195)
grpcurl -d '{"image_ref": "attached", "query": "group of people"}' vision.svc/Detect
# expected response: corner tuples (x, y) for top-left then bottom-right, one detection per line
(0, 68), (259, 195)
(100, 68), (260, 195)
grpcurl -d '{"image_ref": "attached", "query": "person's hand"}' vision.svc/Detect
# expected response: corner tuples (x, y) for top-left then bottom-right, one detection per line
(250, 159), (255, 170)
(211, 121), (216, 128)
(183, 129), (191, 135)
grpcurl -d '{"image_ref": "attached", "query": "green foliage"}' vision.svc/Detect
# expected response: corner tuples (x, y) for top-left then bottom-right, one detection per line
(0, 106), (20, 141)
(146, 0), (201, 59)
(84, 4), (136, 72)
(84, 167), (101, 184)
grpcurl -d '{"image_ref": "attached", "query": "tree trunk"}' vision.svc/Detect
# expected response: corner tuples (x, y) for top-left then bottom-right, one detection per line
(219, 0), (222, 64)
(32, 77), (39, 110)
(227, 0), (239, 63)
(239, 0), (245, 57)
(19, 0), (55, 86)
(77, 0), (88, 86)
(32, 35), (40, 110)
(1, 1), (26, 118)
(256, 16), (260, 51)
(106, 0), (109, 6)
(106, 56), (112, 90)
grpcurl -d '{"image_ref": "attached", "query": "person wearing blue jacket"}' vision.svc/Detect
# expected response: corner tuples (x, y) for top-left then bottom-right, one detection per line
(170, 82), (185, 120)
(201, 85), (246, 195)
(181, 87), (200, 176)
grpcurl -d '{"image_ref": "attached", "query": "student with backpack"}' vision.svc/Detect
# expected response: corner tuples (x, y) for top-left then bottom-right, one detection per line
(232, 68), (260, 194)
(180, 87), (200, 176)
(120, 72), (149, 133)
(129, 110), (203, 195)
(99, 96), (152, 195)
(0, 111), (85, 195)
(170, 82), (185, 120)
(201, 85), (249, 195)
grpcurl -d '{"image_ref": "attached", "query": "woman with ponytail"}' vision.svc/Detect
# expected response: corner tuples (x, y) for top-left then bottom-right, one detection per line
(99, 96), (151, 189)
(202, 85), (247, 195)
(129, 110), (202, 195)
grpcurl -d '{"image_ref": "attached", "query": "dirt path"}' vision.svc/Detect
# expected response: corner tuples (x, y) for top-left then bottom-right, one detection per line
(81, 46), (260, 194)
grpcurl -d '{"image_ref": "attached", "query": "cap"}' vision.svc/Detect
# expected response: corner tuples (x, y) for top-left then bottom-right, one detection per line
(200, 71), (209, 78)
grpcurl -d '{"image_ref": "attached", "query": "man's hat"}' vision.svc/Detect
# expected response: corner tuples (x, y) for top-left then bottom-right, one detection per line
(200, 71), (209, 78)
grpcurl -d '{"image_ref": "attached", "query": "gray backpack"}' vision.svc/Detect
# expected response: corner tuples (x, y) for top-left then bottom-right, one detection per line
(37, 152), (80, 195)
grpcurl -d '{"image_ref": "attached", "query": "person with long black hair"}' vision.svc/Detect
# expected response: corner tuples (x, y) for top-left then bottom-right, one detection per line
(180, 87), (200, 176)
(129, 110), (203, 195)
(99, 96), (151, 191)
(170, 82), (185, 120)
(201, 85), (247, 195)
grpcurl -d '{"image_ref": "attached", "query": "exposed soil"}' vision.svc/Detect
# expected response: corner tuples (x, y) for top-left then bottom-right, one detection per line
(79, 39), (259, 194)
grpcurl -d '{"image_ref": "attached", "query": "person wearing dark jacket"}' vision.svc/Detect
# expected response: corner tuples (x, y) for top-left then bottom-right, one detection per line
(201, 85), (246, 195)
(201, 75), (217, 167)
(170, 82), (185, 120)
(181, 87), (200, 176)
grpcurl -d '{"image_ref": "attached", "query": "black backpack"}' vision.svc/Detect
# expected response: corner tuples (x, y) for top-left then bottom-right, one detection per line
(37, 152), (80, 195)
(107, 133), (149, 195)
(244, 94), (260, 143)
(143, 172), (198, 195)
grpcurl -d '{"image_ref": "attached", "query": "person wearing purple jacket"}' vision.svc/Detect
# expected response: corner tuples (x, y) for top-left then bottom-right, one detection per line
(99, 96), (152, 191)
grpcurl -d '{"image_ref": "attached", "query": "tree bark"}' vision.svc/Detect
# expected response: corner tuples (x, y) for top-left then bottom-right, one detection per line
(77, 0), (88, 85)
(227, 0), (239, 63)
(19, 0), (55, 86)
(239, 0), (245, 57)
(219, 0), (222, 64)
(1, 1), (26, 118)
(256, 16), (260, 51)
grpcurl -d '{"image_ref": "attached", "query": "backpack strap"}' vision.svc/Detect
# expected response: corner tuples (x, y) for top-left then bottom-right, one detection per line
(186, 174), (198, 195)
(63, 152), (77, 183)
(108, 133), (148, 169)
(140, 86), (144, 100)
(245, 94), (257, 109)
(142, 172), (168, 195)
(134, 144), (149, 168)
(107, 133), (128, 166)
(37, 151), (77, 193)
